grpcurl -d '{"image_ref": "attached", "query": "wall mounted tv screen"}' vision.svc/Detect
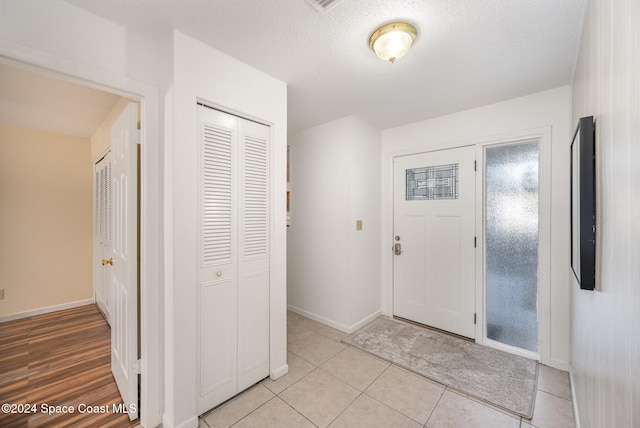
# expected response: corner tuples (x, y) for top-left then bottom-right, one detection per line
(570, 115), (596, 290)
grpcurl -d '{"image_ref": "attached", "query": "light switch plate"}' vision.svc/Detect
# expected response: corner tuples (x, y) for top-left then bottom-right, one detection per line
(356, 220), (363, 230)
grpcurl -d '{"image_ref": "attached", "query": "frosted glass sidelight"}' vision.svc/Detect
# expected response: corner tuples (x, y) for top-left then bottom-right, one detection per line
(485, 141), (539, 352)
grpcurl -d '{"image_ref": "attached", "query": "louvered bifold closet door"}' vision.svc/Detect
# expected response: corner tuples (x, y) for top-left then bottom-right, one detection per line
(94, 152), (112, 323)
(197, 107), (239, 412)
(196, 105), (270, 414)
(237, 119), (270, 392)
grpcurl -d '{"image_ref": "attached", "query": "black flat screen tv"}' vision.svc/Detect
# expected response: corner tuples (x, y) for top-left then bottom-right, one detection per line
(570, 116), (596, 290)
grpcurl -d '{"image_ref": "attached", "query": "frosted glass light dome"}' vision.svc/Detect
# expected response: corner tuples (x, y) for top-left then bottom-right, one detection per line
(369, 22), (417, 63)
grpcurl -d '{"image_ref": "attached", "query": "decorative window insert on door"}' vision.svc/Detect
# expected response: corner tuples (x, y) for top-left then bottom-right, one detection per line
(406, 163), (459, 200)
(484, 140), (539, 353)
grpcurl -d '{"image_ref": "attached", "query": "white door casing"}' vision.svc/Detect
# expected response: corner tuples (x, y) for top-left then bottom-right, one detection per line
(197, 105), (270, 414)
(94, 151), (112, 324)
(393, 146), (476, 339)
(110, 101), (139, 421)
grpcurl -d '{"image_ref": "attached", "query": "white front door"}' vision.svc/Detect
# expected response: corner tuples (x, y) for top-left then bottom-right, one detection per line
(110, 101), (139, 420)
(393, 146), (476, 339)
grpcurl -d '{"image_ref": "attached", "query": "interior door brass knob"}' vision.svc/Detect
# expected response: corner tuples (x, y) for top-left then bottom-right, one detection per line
(102, 258), (114, 266)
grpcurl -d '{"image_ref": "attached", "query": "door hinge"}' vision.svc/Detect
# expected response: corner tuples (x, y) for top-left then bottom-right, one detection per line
(132, 359), (142, 375)
(474, 313), (477, 325)
(474, 237), (477, 248)
(474, 160), (477, 171)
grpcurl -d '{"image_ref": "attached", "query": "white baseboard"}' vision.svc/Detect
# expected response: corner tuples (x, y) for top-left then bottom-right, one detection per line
(569, 365), (581, 428)
(347, 310), (382, 333)
(0, 298), (95, 323)
(545, 358), (570, 372)
(287, 305), (381, 334)
(162, 415), (199, 428)
(270, 363), (289, 380)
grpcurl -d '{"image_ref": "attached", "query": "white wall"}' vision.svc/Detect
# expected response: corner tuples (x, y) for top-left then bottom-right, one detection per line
(571, 0), (640, 426)
(91, 98), (134, 161)
(381, 86), (573, 370)
(0, 1), (165, 426)
(348, 119), (383, 326)
(0, 125), (93, 317)
(165, 31), (288, 428)
(288, 116), (381, 331)
(0, 0), (168, 89)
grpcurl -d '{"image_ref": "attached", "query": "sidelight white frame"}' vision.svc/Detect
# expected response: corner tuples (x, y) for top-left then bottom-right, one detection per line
(474, 127), (551, 363)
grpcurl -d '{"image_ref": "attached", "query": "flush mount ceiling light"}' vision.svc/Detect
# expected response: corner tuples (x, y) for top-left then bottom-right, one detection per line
(369, 22), (417, 63)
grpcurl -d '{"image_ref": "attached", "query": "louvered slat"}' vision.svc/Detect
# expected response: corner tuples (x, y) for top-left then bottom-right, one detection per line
(243, 135), (268, 258)
(106, 162), (112, 241)
(95, 169), (101, 237)
(202, 124), (233, 265)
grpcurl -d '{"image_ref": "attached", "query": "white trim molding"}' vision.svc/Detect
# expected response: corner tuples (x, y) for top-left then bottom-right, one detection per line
(474, 127), (553, 365)
(270, 364), (289, 380)
(569, 365), (581, 428)
(288, 304), (381, 334)
(0, 298), (95, 323)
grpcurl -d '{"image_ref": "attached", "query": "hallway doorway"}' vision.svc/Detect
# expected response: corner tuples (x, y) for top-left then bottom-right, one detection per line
(0, 58), (157, 425)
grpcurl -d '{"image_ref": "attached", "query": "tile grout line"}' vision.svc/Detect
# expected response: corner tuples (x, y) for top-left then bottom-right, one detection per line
(324, 388), (364, 428)
(421, 385), (448, 427)
(319, 344), (388, 427)
(272, 367), (324, 428)
(280, 333), (369, 427)
(536, 385), (574, 402)
(363, 363), (431, 426)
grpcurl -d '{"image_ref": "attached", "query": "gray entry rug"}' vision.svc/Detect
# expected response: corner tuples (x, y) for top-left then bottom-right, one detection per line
(343, 316), (538, 418)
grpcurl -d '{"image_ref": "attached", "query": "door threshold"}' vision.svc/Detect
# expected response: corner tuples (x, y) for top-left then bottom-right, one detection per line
(393, 316), (474, 343)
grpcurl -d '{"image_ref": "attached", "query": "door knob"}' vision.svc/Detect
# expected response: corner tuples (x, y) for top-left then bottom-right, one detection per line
(102, 258), (113, 266)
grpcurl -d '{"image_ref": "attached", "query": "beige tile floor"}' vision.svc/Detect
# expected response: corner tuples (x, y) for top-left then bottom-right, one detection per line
(201, 312), (576, 428)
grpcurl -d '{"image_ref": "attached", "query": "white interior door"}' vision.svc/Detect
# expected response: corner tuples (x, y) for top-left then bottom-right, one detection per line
(94, 151), (112, 324)
(393, 146), (476, 339)
(237, 119), (270, 392)
(197, 107), (239, 412)
(110, 101), (139, 420)
(197, 105), (270, 414)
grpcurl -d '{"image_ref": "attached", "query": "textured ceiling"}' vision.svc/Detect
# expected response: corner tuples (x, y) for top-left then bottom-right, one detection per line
(0, 62), (121, 137)
(60, 0), (587, 132)
(10, 0), (589, 134)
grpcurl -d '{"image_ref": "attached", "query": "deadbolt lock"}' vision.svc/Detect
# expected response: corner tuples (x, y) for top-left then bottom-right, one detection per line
(394, 243), (402, 255)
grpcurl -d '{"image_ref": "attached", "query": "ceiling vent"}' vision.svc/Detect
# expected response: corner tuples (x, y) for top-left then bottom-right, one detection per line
(305, 0), (343, 13)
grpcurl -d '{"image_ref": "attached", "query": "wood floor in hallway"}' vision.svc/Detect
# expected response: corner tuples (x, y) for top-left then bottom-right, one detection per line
(0, 304), (139, 428)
